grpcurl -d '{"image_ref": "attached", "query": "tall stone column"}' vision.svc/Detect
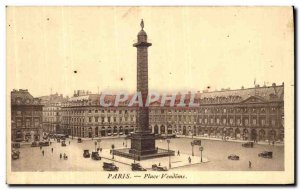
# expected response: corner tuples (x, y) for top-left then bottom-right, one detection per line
(130, 20), (157, 156)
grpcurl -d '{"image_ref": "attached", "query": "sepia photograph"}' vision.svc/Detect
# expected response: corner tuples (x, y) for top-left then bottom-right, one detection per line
(6, 6), (294, 184)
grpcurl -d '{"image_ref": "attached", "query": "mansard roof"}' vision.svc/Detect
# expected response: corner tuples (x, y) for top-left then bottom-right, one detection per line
(11, 89), (42, 106)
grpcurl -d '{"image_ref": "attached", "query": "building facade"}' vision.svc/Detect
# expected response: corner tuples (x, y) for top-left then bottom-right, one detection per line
(39, 93), (68, 135)
(11, 89), (43, 142)
(61, 83), (284, 142)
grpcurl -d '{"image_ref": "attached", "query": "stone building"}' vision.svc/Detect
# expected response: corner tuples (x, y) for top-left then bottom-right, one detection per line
(150, 83), (284, 142)
(60, 83), (284, 142)
(39, 93), (68, 135)
(11, 89), (43, 142)
(61, 92), (136, 138)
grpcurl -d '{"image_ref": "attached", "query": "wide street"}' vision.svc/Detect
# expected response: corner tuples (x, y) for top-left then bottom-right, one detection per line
(11, 137), (284, 171)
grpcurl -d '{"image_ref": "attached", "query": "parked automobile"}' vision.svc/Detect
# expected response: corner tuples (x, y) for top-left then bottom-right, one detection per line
(152, 164), (168, 171)
(39, 141), (50, 147)
(61, 141), (66, 147)
(242, 142), (254, 148)
(113, 133), (118, 136)
(258, 151), (273, 159)
(193, 140), (202, 146)
(119, 132), (124, 135)
(107, 133), (112, 136)
(12, 143), (20, 148)
(228, 154), (240, 160)
(31, 141), (39, 147)
(103, 162), (119, 171)
(83, 150), (91, 158)
(77, 138), (82, 143)
(91, 152), (101, 160)
(12, 150), (20, 160)
(131, 163), (147, 171)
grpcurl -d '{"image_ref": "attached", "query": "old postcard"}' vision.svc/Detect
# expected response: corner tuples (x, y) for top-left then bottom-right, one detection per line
(6, 6), (294, 184)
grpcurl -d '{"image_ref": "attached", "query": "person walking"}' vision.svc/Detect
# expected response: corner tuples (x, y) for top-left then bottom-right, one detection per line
(69, 141), (70, 145)
(51, 148), (53, 153)
(177, 150), (180, 156)
(60, 153), (62, 160)
(249, 161), (252, 168)
(188, 156), (191, 164)
(42, 150), (44, 156)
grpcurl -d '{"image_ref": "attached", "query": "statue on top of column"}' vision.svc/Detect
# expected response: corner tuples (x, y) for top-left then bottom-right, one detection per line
(140, 19), (144, 30)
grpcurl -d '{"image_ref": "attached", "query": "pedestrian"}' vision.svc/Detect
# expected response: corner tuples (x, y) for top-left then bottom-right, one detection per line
(69, 141), (70, 145)
(51, 148), (53, 153)
(60, 153), (62, 159)
(188, 156), (191, 164)
(177, 150), (180, 156)
(272, 141), (275, 146)
(42, 150), (44, 156)
(63, 153), (66, 159)
(249, 161), (252, 168)
(158, 163), (161, 166)
(50, 142), (52, 146)
(123, 142), (124, 146)
(40, 146), (42, 150)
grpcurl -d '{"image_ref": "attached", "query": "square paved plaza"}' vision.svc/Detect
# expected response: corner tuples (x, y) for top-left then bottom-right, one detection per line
(11, 137), (284, 171)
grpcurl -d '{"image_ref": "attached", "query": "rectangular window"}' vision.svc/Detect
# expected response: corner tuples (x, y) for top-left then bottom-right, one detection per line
(26, 119), (31, 128)
(16, 119), (22, 128)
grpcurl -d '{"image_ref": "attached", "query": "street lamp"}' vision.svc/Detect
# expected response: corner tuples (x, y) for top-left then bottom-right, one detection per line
(94, 141), (97, 152)
(199, 146), (204, 163)
(133, 149), (136, 163)
(111, 144), (115, 159)
(167, 139), (171, 169)
(191, 141), (195, 156)
(97, 139), (101, 151)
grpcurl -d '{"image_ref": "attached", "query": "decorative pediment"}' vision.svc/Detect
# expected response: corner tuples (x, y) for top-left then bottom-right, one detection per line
(241, 96), (266, 104)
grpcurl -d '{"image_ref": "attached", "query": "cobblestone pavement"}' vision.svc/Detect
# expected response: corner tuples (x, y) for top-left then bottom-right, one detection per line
(11, 137), (284, 171)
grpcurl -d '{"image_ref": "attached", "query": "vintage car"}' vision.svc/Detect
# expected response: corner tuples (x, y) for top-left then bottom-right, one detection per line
(61, 141), (66, 147)
(91, 152), (101, 160)
(119, 132), (124, 136)
(12, 150), (20, 160)
(83, 150), (91, 158)
(258, 151), (273, 159)
(77, 138), (82, 143)
(228, 154), (240, 160)
(31, 141), (39, 147)
(131, 163), (147, 171)
(39, 141), (50, 147)
(193, 140), (202, 146)
(152, 164), (168, 171)
(242, 142), (254, 148)
(12, 143), (21, 149)
(103, 162), (119, 171)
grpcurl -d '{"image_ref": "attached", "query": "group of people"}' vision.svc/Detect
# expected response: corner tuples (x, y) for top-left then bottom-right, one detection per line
(60, 153), (68, 160)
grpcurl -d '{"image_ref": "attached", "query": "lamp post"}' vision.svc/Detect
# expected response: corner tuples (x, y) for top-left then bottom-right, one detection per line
(111, 144), (115, 159)
(133, 149), (136, 163)
(199, 146), (204, 163)
(191, 141), (195, 156)
(167, 139), (171, 169)
(97, 139), (101, 151)
(94, 141), (97, 152)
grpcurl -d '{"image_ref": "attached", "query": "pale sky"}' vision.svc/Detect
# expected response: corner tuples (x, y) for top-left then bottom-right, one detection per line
(7, 7), (293, 97)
